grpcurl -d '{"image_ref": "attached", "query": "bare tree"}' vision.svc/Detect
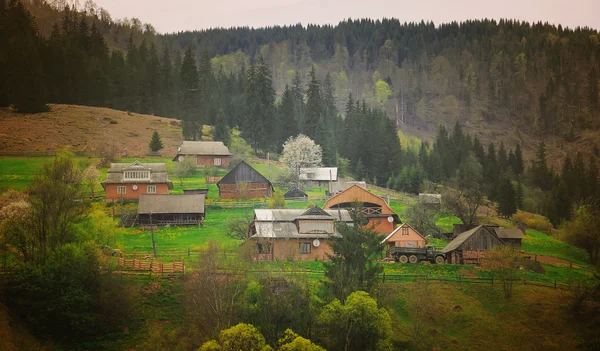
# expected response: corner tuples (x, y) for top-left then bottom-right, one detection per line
(83, 165), (100, 198)
(442, 153), (485, 226)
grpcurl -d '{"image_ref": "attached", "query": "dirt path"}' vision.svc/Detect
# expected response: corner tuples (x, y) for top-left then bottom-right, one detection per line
(522, 253), (576, 266)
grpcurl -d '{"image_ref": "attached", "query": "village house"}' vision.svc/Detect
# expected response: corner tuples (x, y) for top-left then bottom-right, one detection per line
(102, 160), (172, 201)
(217, 160), (274, 199)
(418, 193), (442, 209)
(136, 194), (206, 226)
(380, 223), (428, 258)
(323, 184), (399, 234)
(299, 167), (338, 190)
(442, 225), (506, 264)
(246, 206), (353, 261)
(172, 141), (232, 168)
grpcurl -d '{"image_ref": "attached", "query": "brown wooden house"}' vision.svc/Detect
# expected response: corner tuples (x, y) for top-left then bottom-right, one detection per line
(173, 141), (232, 168)
(136, 194), (205, 226)
(442, 225), (505, 264)
(323, 184), (399, 234)
(246, 206), (353, 261)
(217, 160), (274, 199)
(381, 223), (428, 258)
(102, 160), (173, 201)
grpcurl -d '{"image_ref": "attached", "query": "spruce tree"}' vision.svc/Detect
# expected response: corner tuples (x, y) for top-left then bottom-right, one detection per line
(214, 109), (230, 146)
(276, 84), (297, 150)
(498, 177), (517, 218)
(291, 70), (305, 133)
(149, 131), (164, 152)
(533, 141), (552, 190)
(180, 46), (200, 140)
(513, 142), (525, 176)
(305, 66), (322, 141)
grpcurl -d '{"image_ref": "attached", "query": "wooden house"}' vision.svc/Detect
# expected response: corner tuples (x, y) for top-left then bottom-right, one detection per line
(102, 160), (173, 201)
(246, 206), (353, 261)
(217, 160), (273, 199)
(381, 223), (428, 258)
(418, 193), (441, 209)
(137, 194), (205, 226)
(323, 184), (399, 234)
(299, 167), (338, 189)
(284, 188), (308, 200)
(173, 141), (232, 168)
(442, 225), (505, 264)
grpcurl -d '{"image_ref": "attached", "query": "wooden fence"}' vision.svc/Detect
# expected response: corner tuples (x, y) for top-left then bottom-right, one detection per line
(205, 176), (223, 184)
(117, 252), (185, 276)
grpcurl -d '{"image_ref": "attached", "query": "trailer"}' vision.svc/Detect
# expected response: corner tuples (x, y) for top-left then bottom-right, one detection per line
(389, 246), (446, 264)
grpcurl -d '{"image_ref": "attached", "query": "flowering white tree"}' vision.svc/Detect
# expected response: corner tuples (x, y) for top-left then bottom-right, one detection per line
(280, 134), (322, 176)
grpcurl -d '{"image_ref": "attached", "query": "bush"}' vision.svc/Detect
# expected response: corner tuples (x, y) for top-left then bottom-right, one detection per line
(512, 210), (552, 233)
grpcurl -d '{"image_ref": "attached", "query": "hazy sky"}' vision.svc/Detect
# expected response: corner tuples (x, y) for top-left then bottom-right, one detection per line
(92, 0), (599, 34)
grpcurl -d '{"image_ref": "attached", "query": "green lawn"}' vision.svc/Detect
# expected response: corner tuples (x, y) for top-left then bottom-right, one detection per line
(522, 229), (590, 265)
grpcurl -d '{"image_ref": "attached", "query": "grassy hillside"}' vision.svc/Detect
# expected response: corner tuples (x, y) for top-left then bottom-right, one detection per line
(0, 105), (182, 158)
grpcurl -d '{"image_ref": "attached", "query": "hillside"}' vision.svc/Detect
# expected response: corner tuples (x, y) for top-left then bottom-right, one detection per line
(0, 105), (182, 157)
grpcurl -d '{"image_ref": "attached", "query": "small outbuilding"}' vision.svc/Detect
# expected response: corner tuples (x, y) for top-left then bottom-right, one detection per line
(217, 160), (274, 199)
(418, 193), (442, 209)
(442, 225), (505, 264)
(492, 227), (525, 249)
(381, 223), (428, 258)
(283, 188), (308, 200)
(137, 194), (206, 226)
(299, 167), (338, 190)
(173, 141), (232, 168)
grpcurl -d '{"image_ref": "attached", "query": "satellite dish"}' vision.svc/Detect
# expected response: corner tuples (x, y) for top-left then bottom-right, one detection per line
(387, 216), (394, 223)
(312, 239), (320, 247)
(132, 184), (138, 191)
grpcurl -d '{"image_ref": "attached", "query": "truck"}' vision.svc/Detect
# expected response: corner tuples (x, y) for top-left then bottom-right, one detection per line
(389, 246), (446, 264)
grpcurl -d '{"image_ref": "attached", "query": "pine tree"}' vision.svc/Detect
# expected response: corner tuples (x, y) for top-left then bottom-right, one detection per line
(498, 177), (517, 218)
(533, 141), (552, 190)
(214, 109), (230, 146)
(276, 84), (297, 150)
(498, 141), (508, 172)
(291, 70), (305, 133)
(515, 181), (524, 209)
(305, 66), (322, 141)
(180, 46), (200, 140)
(149, 131), (164, 152)
(513, 142), (525, 176)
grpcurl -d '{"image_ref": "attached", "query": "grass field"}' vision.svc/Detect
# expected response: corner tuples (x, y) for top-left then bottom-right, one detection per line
(522, 229), (590, 265)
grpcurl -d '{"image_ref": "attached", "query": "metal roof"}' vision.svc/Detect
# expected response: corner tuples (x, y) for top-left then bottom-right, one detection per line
(493, 227), (525, 239)
(175, 141), (232, 156)
(253, 209), (353, 222)
(441, 225), (499, 253)
(103, 160), (172, 187)
(329, 181), (367, 194)
(299, 167), (338, 181)
(283, 188), (307, 199)
(418, 193), (442, 204)
(217, 160), (272, 186)
(138, 194), (205, 214)
(250, 207), (353, 239)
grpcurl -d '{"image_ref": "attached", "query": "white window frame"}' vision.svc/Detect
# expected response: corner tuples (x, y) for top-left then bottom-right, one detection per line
(299, 242), (311, 254)
(124, 171), (150, 180)
(147, 185), (156, 194)
(214, 157), (222, 166)
(117, 186), (126, 194)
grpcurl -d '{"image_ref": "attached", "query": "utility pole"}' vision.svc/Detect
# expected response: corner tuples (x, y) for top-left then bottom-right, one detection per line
(150, 212), (157, 258)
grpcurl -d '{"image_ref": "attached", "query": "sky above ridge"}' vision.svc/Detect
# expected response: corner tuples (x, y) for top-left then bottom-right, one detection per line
(92, 0), (599, 34)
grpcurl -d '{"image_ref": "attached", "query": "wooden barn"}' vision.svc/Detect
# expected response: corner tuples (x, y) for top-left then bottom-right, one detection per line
(323, 184), (399, 234)
(217, 160), (274, 199)
(137, 194), (205, 226)
(381, 223), (428, 258)
(418, 193), (441, 209)
(173, 141), (232, 168)
(246, 206), (353, 261)
(284, 188), (308, 200)
(442, 225), (505, 264)
(102, 160), (173, 201)
(491, 226), (525, 249)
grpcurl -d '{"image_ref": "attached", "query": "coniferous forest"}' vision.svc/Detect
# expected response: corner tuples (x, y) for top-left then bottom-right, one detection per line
(1, 0), (600, 226)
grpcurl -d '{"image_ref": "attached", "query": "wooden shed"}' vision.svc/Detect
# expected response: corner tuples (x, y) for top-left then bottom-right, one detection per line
(323, 184), (399, 234)
(217, 160), (274, 199)
(284, 188), (308, 200)
(380, 223), (428, 257)
(442, 225), (505, 264)
(492, 227), (525, 249)
(173, 141), (232, 168)
(137, 194), (205, 226)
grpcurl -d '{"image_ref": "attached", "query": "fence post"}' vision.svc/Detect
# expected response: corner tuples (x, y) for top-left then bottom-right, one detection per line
(554, 279), (556, 289)
(382, 272), (386, 283)
(491, 276), (494, 286)
(188, 247), (191, 257)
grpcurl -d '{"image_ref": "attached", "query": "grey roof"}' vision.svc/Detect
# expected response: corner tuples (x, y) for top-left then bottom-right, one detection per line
(138, 194), (205, 214)
(250, 208), (353, 239)
(329, 181), (366, 194)
(493, 227), (525, 239)
(299, 167), (338, 181)
(253, 209), (352, 222)
(218, 160), (272, 186)
(283, 188), (307, 199)
(442, 225), (484, 253)
(175, 141), (232, 156)
(103, 160), (172, 187)
(296, 206), (334, 220)
(418, 193), (442, 204)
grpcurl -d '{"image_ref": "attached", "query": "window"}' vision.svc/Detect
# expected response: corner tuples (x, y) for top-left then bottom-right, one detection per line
(124, 171), (150, 180)
(299, 242), (311, 254)
(306, 172), (314, 179)
(117, 186), (126, 194)
(147, 185), (156, 193)
(257, 243), (271, 254)
(402, 227), (409, 235)
(214, 157), (222, 166)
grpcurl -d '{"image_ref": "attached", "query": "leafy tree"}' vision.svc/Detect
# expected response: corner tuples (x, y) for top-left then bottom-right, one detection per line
(149, 130), (164, 152)
(317, 291), (392, 351)
(268, 190), (286, 209)
(481, 247), (522, 298)
(405, 202), (440, 236)
(225, 214), (253, 240)
(563, 204), (600, 265)
(442, 153), (485, 226)
(82, 165), (100, 198)
(277, 329), (325, 351)
(280, 134), (323, 177)
(200, 323), (272, 351)
(324, 214), (384, 302)
(174, 156), (196, 186)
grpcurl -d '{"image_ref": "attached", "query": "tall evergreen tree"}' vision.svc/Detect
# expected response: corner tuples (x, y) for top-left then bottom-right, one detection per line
(533, 141), (552, 190)
(214, 108), (231, 146)
(275, 84), (297, 150)
(497, 177), (517, 218)
(513, 142), (525, 176)
(304, 66), (322, 141)
(291, 70), (305, 133)
(180, 46), (200, 140)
